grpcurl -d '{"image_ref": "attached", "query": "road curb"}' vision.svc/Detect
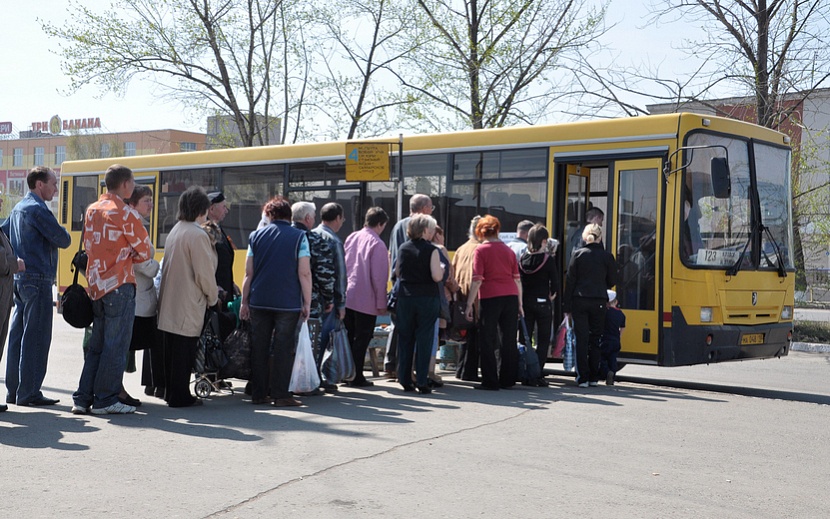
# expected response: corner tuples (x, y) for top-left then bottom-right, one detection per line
(791, 341), (830, 353)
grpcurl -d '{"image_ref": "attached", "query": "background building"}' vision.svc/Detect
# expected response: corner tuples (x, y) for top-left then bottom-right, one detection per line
(0, 114), (206, 217)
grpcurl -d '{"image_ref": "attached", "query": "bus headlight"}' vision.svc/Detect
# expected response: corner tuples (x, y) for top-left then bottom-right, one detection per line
(700, 307), (713, 323)
(781, 306), (793, 320)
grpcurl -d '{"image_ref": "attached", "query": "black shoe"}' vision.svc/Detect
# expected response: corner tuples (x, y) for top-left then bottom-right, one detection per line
(19, 397), (60, 406)
(473, 384), (499, 391)
(294, 388), (324, 397)
(416, 385), (432, 395)
(347, 379), (374, 388)
(401, 384), (416, 392)
(321, 382), (339, 394)
(119, 395), (142, 407)
(0, 404), (7, 412)
(144, 386), (155, 396)
(427, 378), (444, 389)
(154, 387), (166, 398)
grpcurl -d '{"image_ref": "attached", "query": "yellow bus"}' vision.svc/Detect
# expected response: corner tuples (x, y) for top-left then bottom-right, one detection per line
(57, 113), (795, 367)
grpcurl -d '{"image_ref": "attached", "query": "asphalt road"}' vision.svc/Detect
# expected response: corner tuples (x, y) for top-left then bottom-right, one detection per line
(2, 311), (829, 518)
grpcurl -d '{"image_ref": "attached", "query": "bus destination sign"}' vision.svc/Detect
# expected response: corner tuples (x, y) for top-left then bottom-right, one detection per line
(345, 143), (390, 181)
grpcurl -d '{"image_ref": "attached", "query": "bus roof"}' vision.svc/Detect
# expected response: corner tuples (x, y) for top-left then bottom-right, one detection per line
(58, 113), (788, 176)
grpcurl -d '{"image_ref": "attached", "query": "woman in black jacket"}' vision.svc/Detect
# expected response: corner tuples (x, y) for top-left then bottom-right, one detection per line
(519, 224), (559, 386)
(563, 223), (617, 387)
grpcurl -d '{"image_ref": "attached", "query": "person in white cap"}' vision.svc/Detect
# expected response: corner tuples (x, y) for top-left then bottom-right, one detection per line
(599, 289), (625, 385)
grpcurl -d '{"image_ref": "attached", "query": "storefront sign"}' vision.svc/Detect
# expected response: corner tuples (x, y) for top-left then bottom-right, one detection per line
(0, 121), (11, 134)
(31, 115), (102, 135)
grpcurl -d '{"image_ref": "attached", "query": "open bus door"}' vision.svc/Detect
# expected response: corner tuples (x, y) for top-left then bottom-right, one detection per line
(563, 164), (590, 268)
(610, 158), (662, 360)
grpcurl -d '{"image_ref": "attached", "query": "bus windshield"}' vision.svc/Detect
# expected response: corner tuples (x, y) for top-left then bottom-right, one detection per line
(682, 133), (752, 268)
(755, 142), (795, 270)
(680, 132), (794, 271)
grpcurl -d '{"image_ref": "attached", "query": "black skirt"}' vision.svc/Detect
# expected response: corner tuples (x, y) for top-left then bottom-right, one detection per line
(130, 315), (159, 351)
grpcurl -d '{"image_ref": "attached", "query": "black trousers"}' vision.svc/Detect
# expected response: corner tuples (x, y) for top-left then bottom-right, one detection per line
(162, 331), (199, 407)
(571, 297), (607, 384)
(478, 295), (519, 388)
(520, 298), (553, 369)
(344, 308), (377, 383)
(455, 301), (480, 381)
(250, 308), (300, 401)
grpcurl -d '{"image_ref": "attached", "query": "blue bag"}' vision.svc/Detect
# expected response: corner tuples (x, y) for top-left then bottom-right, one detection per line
(321, 319), (356, 384)
(562, 317), (576, 371)
(517, 317), (542, 383)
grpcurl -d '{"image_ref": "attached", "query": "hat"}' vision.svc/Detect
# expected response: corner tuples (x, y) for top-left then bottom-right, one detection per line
(607, 289), (617, 302)
(208, 191), (225, 204)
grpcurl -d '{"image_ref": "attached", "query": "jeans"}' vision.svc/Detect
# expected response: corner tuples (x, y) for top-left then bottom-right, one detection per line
(571, 297), (607, 384)
(6, 276), (55, 405)
(396, 295), (439, 388)
(600, 339), (621, 376)
(520, 298), (553, 369)
(73, 284), (136, 409)
(250, 308), (300, 400)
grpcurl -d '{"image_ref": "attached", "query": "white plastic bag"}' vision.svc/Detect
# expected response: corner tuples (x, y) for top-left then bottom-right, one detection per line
(289, 321), (321, 393)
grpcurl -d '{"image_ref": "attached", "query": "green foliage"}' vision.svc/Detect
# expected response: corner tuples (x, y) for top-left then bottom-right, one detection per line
(793, 320), (830, 344)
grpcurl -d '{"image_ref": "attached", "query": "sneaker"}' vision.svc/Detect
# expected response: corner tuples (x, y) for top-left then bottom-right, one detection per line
(589, 381), (598, 387)
(606, 371), (615, 386)
(91, 402), (136, 415)
(578, 382), (589, 388)
(71, 404), (90, 415)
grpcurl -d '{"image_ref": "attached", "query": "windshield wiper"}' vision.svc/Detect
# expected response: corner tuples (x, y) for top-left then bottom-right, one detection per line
(761, 224), (787, 278)
(726, 236), (751, 276)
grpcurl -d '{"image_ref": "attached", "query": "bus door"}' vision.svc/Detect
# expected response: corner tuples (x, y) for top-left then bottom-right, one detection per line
(100, 175), (157, 238)
(611, 158), (662, 358)
(563, 164), (590, 267)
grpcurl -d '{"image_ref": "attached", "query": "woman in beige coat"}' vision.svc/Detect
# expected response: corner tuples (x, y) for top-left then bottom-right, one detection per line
(157, 187), (219, 407)
(0, 194), (24, 413)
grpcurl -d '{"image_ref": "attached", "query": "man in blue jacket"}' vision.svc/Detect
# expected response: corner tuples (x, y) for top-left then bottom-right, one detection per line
(2, 166), (71, 406)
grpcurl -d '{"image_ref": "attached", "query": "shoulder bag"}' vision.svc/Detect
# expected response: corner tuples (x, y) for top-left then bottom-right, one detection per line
(61, 214), (94, 328)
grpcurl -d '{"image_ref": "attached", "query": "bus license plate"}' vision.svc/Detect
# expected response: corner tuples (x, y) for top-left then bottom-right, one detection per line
(740, 333), (765, 345)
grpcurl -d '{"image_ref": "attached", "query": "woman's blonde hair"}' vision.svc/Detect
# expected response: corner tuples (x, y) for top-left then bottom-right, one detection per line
(582, 223), (602, 244)
(407, 213), (437, 240)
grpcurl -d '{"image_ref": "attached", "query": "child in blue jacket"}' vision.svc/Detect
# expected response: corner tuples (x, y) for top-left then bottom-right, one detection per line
(600, 290), (625, 385)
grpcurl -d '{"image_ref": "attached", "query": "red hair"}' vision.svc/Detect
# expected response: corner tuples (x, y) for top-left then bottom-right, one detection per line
(475, 214), (501, 240)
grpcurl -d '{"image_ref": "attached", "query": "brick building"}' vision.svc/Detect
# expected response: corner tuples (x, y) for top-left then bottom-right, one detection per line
(0, 114), (206, 217)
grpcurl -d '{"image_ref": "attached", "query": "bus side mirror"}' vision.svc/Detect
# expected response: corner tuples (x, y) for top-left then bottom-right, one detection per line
(711, 157), (731, 199)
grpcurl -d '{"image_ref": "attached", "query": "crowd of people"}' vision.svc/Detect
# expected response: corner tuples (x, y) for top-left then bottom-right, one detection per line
(0, 165), (625, 415)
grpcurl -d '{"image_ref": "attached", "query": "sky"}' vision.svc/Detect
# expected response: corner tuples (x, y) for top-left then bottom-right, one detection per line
(0, 1), (694, 138)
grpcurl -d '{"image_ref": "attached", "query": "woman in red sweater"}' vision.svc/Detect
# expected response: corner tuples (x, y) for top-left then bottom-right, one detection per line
(464, 215), (523, 390)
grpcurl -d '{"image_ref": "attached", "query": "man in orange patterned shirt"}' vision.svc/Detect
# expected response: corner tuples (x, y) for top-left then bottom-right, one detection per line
(72, 165), (153, 415)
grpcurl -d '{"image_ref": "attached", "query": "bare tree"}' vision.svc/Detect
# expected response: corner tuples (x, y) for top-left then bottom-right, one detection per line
(391, 0), (607, 130)
(645, 0), (830, 127)
(43, 0), (292, 147)
(308, 0), (420, 139)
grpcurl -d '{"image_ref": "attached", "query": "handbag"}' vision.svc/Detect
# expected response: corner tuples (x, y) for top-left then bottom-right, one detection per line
(562, 316), (576, 372)
(552, 316), (569, 358)
(195, 310), (227, 373)
(517, 317), (542, 383)
(450, 295), (474, 331)
(217, 320), (252, 380)
(61, 213), (93, 329)
(321, 319), (355, 384)
(289, 321), (321, 393)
